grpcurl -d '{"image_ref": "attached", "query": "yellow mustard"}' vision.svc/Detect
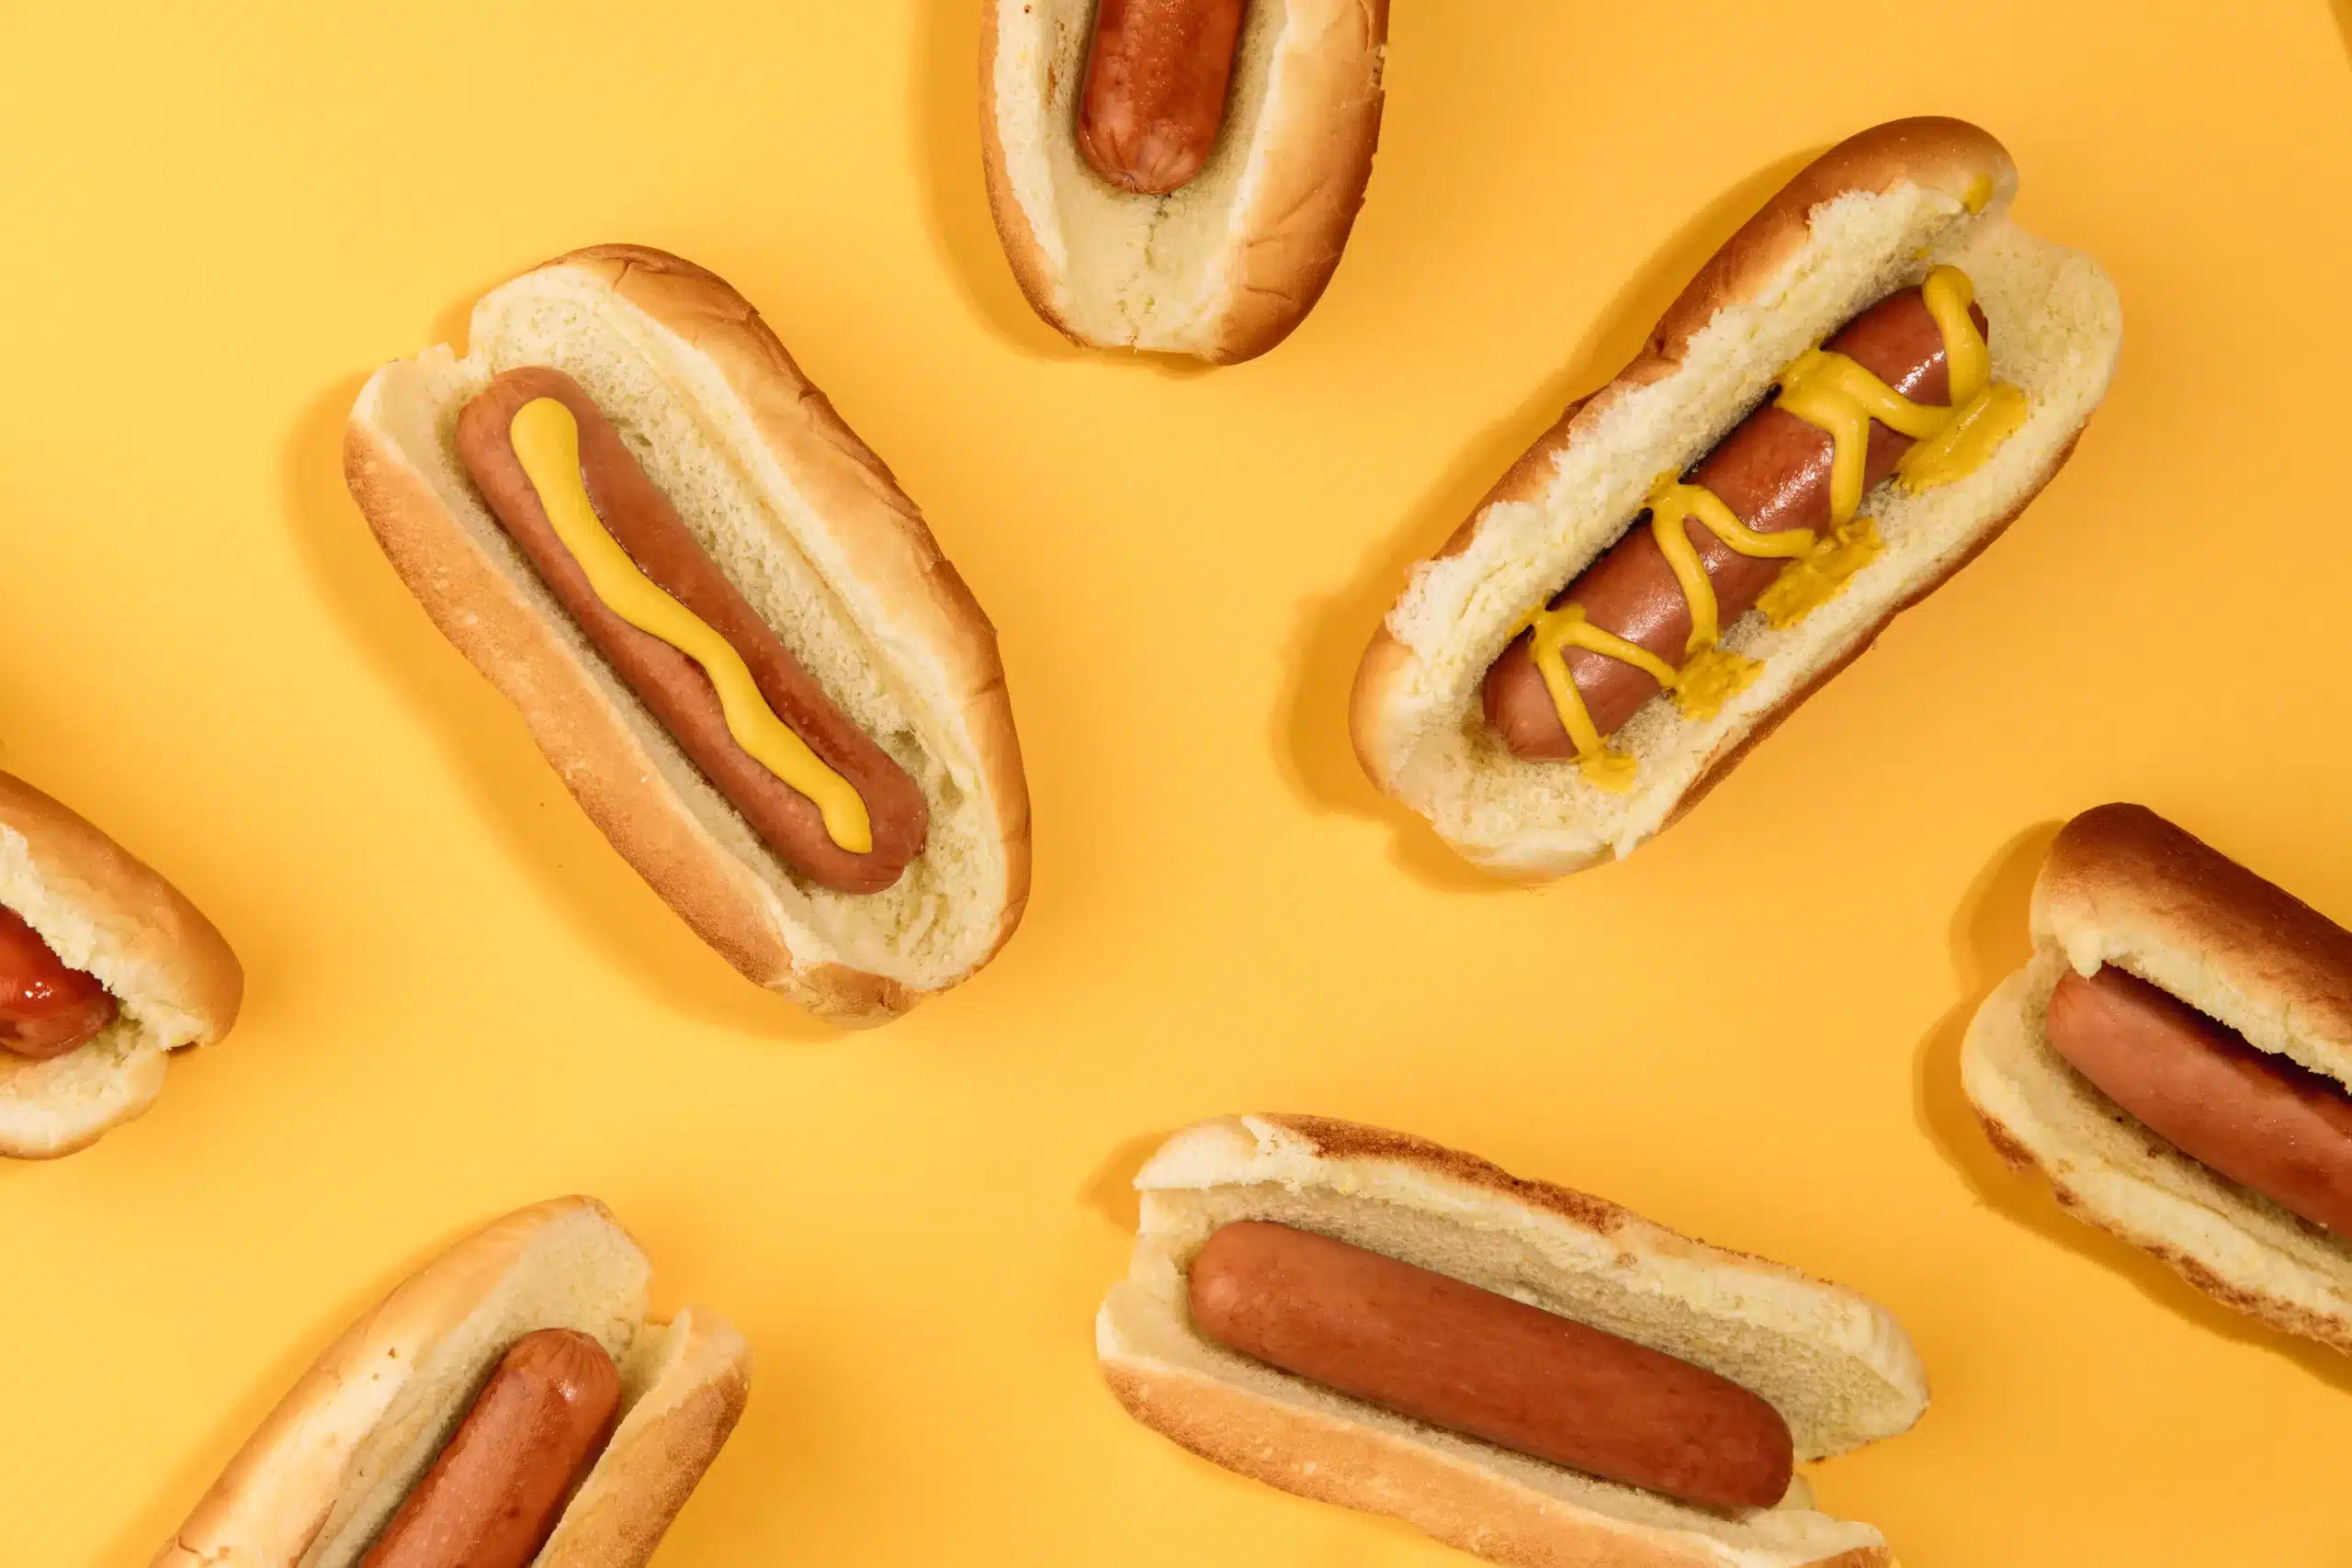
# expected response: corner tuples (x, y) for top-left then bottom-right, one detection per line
(1516, 265), (2024, 791)
(507, 397), (875, 855)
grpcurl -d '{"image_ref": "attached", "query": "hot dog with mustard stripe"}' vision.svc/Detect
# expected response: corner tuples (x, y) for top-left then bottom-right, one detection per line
(1351, 118), (2122, 878)
(1964, 805), (2352, 1353)
(1100, 1116), (1930, 1568)
(346, 246), (1031, 1025)
(152, 1198), (749, 1568)
(454, 367), (928, 895)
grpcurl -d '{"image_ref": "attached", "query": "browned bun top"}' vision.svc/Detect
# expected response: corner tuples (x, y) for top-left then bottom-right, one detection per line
(0, 768), (243, 1157)
(0, 769), (243, 1038)
(2039, 803), (2352, 1048)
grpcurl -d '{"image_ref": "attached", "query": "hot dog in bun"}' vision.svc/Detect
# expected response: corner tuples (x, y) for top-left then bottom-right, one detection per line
(1352, 118), (2121, 876)
(0, 768), (240, 1157)
(152, 1196), (749, 1568)
(345, 245), (1031, 1026)
(981, 0), (1388, 362)
(1964, 804), (2352, 1349)
(1099, 1115), (1928, 1567)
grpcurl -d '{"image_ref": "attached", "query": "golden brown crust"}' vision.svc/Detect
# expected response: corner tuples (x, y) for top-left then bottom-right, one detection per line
(978, 0), (1389, 362)
(2038, 803), (2352, 1045)
(1244, 1115), (1861, 1303)
(344, 246), (1029, 1025)
(1257, 1112), (1635, 1235)
(153, 1199), (646, 1568)
(1203, 0), (1389, 363)
(976, 0), (1068, 340)
(0, 769), (242, 1157)
(541, 1308), (753, 1568)
(152, 1199), (741, 1568)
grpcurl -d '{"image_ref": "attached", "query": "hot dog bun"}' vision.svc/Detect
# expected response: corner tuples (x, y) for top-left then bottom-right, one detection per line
(151, 1196), (750, 1568)
(980, 0), (1388, 363)
(1099, 1115), (1928, 1568)
(345, 245), (1031, 1026)
(1351, 118), (2122, 877)
(1962, 804), (2352, 1351)
(0, 770), (241, 1158)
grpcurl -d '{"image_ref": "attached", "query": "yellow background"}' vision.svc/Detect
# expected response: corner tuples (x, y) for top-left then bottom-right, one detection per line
(4, 1), (2350, 1562)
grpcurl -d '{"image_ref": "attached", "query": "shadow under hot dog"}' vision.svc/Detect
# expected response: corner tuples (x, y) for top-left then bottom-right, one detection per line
(1271, 147), (1823, 895)
(96, 1213), (501, 1568)
(911, 0), (1088, 361)
(1915, 823), (2352, 1395)
(277, 371), (835, 1043)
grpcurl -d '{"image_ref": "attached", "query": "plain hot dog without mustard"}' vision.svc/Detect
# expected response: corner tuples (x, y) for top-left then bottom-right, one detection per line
(1484, 286), (1989, 759)
(1077, 0), (1250, 195)
(0, 904), (116, 1060)
(457, 367), (929, 896)
(2045, 966), (2352, 1237)
(357, 1328), (622, 1568)
(1188, 1221), (1794, 1510)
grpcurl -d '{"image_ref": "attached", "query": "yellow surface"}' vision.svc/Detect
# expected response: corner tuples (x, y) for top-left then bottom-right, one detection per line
(5, 2), (2352, 1563)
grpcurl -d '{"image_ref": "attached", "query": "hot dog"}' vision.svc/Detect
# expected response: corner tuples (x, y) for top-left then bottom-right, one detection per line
(1189, 1221), (1794, 1510)
(1077, 0), (1250, 196)
(152, 1198), (751, 1568)
(359, 1330), (622, 1568)
(346, 246), (1030, 1026)
(0, 903), (118, 1060)
(1482, 287), (1989, 758)
(1964, 805), (2352, 1352)
(2045, 967), (2352, 1239)
(1352, 118), (2121, 878)
(981, 0), (1388, 361)
(454, 367), (928, 897)
(1101, 1116), (1928, 1568)
(0, 770), (240, 1157)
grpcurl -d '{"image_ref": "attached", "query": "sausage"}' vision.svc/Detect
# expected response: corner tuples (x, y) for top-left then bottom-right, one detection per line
(1076, 0), (1250, 195)
(357, 1328), (623, 1568)
(1187, 1221), (1794, 1510)
(1484, 288), (1989, 758)
(0, 904), (116, 1060)
(2045, 966), (2352, 1237)
(457, 367), (929, 896)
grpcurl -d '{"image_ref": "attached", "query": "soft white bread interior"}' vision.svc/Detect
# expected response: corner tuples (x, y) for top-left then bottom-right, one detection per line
(151, 1195), (751, 1568)
(1962, 803), (2352, 1351)
(980, 0), (1387, 362)
(1352, 118), (2122, 878)
(1098, 1115), (1928, 1568)
(345, 245), (1031, 1026)
(0, 770), (242, 1158)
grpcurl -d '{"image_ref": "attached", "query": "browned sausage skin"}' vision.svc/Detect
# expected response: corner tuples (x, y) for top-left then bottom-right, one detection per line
(456, 367), (929, 896)
(0, 904), (116, 1060)
(1484, 288), (1989, 758)
(357, 1328), (622, 1568)
(2045, 967), (2352, 1236)
(1077, 0), (1250, 195)
(1189, 1221), (1794, 1510)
